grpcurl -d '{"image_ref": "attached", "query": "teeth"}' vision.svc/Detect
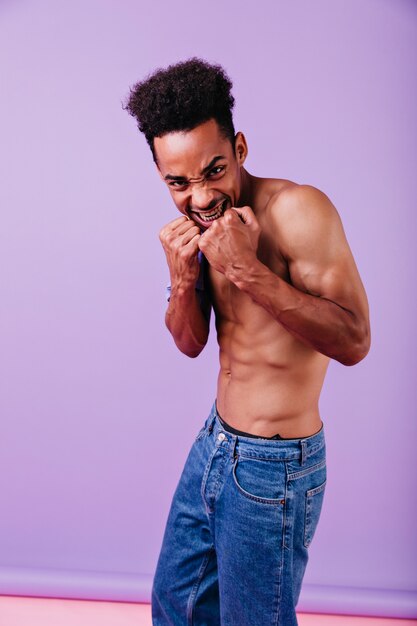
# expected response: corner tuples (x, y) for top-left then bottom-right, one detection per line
(197, 200), (226, 222)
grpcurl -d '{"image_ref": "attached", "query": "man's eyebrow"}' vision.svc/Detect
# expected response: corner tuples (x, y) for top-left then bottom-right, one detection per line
(201, 155), (226, 175)
(164, 155), (226, 181)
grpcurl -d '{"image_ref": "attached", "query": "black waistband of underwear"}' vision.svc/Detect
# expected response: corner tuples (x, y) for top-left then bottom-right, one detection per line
(217, 411), (303, 440)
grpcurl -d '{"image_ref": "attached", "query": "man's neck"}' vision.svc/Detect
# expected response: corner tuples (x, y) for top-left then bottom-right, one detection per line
(237, 168), (255, 208)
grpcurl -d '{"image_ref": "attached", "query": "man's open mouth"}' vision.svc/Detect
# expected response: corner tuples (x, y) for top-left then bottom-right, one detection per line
(191, 199), (228, 224)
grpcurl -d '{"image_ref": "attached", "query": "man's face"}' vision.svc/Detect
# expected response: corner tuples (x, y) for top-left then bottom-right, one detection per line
(154, 119), (247, 230)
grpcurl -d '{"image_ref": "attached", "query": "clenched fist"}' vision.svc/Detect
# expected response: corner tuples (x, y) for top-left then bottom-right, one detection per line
(159, 216), (202, 289)
(197, 206), (260, 278)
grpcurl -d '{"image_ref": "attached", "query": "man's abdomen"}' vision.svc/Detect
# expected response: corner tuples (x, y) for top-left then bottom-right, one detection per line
(216, 339), (329, 439)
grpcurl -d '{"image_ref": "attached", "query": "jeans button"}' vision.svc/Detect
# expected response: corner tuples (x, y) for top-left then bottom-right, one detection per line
(217, 432), (226, 442)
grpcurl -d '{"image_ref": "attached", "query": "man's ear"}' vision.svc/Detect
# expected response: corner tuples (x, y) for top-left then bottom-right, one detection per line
(234, 131), (248, 166)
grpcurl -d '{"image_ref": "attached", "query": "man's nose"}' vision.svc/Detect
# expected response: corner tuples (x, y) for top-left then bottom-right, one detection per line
(190, 187), (216, 212)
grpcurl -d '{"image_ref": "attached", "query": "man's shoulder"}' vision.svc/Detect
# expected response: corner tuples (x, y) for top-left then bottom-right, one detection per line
(265, 181), (333, 214)
(263, 181), (340, 235)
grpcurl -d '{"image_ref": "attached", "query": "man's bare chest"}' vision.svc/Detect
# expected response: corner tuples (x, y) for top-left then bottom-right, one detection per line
(207, 230), (290, 323)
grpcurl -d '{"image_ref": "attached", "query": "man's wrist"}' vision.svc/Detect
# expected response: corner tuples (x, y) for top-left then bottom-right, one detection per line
(169, 279), (198, 298)
(226, 258), (274, 291)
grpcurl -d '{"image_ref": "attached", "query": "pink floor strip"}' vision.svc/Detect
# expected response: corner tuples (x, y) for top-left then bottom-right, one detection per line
(0, 596), (416, 626)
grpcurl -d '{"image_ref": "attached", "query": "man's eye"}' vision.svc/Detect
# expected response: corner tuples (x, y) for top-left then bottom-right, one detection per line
(208, 166), (225, 178)
(169, 181), (188, 190)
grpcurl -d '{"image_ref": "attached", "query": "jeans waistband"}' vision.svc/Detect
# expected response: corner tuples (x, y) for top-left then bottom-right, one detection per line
(205, 402), (325, 465)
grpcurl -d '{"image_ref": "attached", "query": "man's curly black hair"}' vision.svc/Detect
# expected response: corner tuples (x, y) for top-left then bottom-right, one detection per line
(124, 58), (236, 162)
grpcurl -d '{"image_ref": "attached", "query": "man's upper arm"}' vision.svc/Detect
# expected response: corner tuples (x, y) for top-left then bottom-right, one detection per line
(271, 184), (370, 326)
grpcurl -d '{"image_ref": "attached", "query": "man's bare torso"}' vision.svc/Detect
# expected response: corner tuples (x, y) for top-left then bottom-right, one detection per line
(210, 176), (328, 438)
(157, 119), (370, 436)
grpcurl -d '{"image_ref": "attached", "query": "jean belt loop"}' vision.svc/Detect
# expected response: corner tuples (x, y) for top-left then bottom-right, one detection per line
(300, 439), (307, 466)
(208, 410), (216, 434)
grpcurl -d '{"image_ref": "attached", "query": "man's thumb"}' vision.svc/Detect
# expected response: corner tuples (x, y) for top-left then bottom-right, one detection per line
(230, 205), (256, 226)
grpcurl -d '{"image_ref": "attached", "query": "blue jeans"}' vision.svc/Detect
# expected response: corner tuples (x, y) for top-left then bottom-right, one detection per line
(152, 402), (326, 625)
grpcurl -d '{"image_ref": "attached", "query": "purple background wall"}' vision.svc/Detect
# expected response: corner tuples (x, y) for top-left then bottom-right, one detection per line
(1, 0), (416, 618)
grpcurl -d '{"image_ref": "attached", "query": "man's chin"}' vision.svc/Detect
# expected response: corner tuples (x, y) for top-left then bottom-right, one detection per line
(190, 215), (211, 231)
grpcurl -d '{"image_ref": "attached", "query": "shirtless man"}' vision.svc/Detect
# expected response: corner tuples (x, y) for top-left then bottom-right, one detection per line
(125, 58), (370, 626)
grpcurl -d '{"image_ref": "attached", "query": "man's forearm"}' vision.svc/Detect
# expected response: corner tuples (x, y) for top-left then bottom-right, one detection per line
(166, 285), (209, 358)
(229, 261), (369, 366)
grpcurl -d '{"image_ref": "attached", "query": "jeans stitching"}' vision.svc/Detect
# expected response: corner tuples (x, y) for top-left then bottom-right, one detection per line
(304, 480), (327, 547)
(275, 466), (290, 626)
(200, 446), (218, 512)
(237, 452), (300, 461)
(232, 457), (286, 506)
(306, 479), (327, 498)
(186, 545), (216, 625)
(210, 449), (227, 511)
(287, 458), (326, 481)
(231, 441), (325, 462)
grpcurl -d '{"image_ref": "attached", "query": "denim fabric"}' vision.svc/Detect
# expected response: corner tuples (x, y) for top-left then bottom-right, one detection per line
(152, 402), (326, 626)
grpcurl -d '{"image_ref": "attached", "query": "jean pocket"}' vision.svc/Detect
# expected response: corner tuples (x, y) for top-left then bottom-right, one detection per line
(304, 479), (326, 547)
(232, 456), (286, 505)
